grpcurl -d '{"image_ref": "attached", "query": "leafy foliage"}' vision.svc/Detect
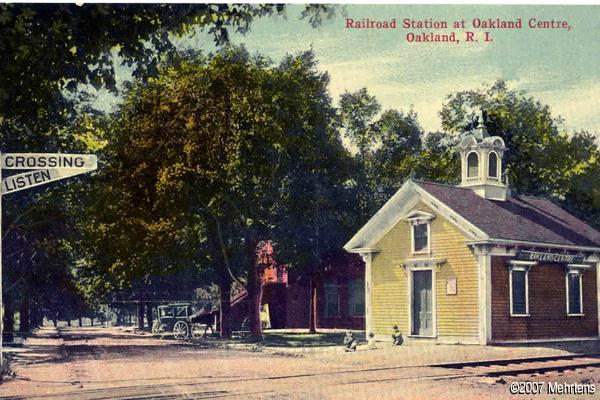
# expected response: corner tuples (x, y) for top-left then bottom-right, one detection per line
(439, 80), (600, 226)
(339, 89), (426, 213)
(0, 4), (335, 131)
(0, 3), (336, 329)
(79, 47), (358, 337)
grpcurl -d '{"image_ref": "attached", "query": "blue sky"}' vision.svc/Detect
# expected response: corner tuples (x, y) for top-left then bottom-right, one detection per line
(101, 4), (600, 135)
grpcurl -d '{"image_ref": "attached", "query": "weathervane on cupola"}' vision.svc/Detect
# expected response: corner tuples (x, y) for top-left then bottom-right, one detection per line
(457, 109), (508, 201)
(473, 109), (488, 140)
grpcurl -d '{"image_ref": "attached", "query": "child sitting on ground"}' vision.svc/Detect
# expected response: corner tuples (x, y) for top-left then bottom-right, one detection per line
(392, 325), (403, 346)
(343, 330), (359, 352)
(367, 332), (377, 350)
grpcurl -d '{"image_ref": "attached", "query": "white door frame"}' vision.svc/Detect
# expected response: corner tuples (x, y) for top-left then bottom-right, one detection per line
(407, 265), (437, 338)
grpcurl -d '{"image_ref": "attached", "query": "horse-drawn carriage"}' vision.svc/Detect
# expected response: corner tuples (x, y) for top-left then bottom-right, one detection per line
(152, 303), (216, 339)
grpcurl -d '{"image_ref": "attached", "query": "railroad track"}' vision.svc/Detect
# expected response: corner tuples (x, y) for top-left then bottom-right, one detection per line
(429, 352), (600, 379)
(4, 353), (599, 399)
(350, 353), (600, 385)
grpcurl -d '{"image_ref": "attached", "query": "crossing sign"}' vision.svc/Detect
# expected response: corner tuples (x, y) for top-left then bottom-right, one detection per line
(1, 153), (97, 170)
(0, 151), (97, 369)
(1, 168), (91, 195)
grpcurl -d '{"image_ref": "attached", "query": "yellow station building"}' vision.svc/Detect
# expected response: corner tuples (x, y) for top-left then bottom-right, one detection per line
(344, 119), (600, 345)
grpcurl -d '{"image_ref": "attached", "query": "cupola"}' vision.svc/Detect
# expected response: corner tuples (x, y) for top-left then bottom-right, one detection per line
(457, 111), (507, 201)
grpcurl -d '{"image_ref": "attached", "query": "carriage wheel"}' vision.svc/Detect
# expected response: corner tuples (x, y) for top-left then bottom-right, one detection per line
(173, 321), (189, 340)
(151, 321), (160, 334)
(191, 323), (205, 339)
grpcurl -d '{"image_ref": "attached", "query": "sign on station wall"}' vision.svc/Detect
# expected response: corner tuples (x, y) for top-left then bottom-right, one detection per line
(517, 250), (585, 264)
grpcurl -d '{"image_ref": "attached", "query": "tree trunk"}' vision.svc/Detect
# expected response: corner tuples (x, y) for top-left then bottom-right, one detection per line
(246, 235), (262, 339)
(30, 305), (42, 329)
(2, 304), (14, 343)
(137, 302), (144, 330)
(90, 317), (94, 326)
(78, 317), (82, 327)
(208, 225), (234, 338)
(219, 278), (232, 338)
(19, 300), (30, 333)
(67, 319), (71, 327)
(35, 309), (43, 327)
(308, 275), (318, 334)
(146, 303), (153, 330)
(52, 319), (58, 328)
(247, 264), (263, 339)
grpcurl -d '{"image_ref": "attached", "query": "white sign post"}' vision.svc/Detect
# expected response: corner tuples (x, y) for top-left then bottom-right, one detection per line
(0, 152), (97, 368)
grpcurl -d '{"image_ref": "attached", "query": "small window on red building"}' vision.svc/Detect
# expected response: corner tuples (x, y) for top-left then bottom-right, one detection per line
(566, 271), (583, 315)
(510, 268), (529, 316)
(348, 278), (365, 316)
(324, 279), (340, 317)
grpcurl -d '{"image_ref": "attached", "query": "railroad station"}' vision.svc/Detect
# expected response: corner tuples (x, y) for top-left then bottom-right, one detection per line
(345, 119), (600, 345)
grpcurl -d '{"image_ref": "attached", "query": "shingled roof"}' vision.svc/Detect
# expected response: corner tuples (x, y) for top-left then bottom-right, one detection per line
(416, 181), (600, 248)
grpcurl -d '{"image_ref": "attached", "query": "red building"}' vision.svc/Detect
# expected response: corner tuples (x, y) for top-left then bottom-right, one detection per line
(229, 250), (365, 331)
(285, 253), (365, 330)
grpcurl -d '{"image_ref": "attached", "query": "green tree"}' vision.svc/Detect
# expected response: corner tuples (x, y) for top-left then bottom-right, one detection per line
(413, 131), (460, 184)
(271, 103), (356, 333)
(83, 47), (352, 338)
(0, 4), (335, 132)
(339, 89), (426, 215)
(339, 88), (381, 157)
(1, 3), (336, 336)
(440, 80), (595, 195)
(439, 80), (600, 227)
(370, 109), (423, 201)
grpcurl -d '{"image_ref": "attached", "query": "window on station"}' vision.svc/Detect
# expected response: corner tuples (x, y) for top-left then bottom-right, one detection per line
(566, 271), (583, 315)
(467, 151), (479, 178)
(413, 223), (429, 254)
(323, 278), (340, 317)
(510, 268), (529, 316)
(348, 278), (365, 316)
(488, 152), (498, 178)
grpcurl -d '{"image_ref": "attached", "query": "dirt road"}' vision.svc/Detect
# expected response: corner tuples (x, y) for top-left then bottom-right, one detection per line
(1, 326), (599, 399)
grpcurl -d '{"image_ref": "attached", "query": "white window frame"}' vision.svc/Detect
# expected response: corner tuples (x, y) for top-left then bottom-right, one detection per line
(411, 222), (430, 255)
(509, 261), (534, 317)
(565, 265), (586, 316)
(466, 150), (480, 180)
(488, 150), (500, 180)
(405, 211), (435, 257)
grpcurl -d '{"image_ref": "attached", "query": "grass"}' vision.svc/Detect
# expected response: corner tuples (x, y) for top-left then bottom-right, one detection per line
(257, 331), (347, 348)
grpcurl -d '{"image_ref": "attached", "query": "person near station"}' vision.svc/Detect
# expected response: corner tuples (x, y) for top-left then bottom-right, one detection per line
(392, 325), (403, 346)
(343, 330), (358, 352)
(367, 332), (377, 350)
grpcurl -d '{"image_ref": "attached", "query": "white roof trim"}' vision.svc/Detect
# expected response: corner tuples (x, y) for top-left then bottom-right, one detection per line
(344, 180), (488, 252)
(344, 180), (420, 251)
(404, 210), (436, 221)
(345, 247), (380, 254)
(468, 238), (600, 253)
